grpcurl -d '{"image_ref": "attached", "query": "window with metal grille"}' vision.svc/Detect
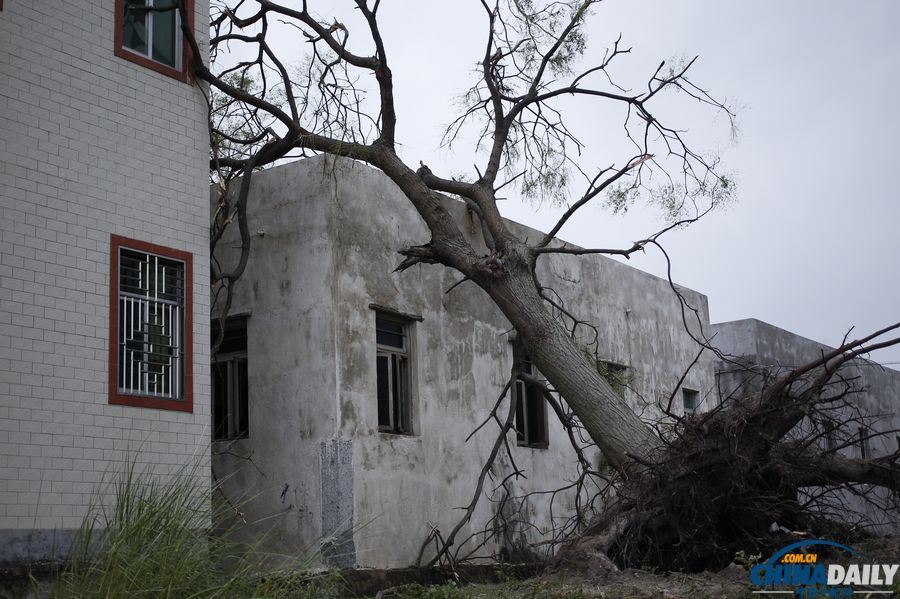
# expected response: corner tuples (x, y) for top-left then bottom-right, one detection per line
(118, 248), (184, 397)
(376, 313), (411, 434)
(109, 236), (192, 411)
(212, 316), (249, 440)
(514, 350), (548, 448)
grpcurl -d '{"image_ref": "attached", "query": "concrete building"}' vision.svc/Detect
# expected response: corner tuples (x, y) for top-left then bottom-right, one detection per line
(0, 0), (211, 566)
(713, 319), (900, 531)
(211, 156), (716, 568)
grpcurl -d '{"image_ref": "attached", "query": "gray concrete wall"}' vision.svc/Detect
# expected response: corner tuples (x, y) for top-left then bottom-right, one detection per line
(213, 156), (716, 568)
(211, 162), (339, 562)
(712, 319), (900, 531)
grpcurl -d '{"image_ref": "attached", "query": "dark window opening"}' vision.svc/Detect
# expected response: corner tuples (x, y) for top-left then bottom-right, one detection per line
(514, 351), (548, 448)
(682, 388), (700, 415)
(895, 436), (900, 506)
(858, 426), (870, 460)
(820, 419), (837, 451)
(212, 316), (249, 441)
(376, 313), (411, 434)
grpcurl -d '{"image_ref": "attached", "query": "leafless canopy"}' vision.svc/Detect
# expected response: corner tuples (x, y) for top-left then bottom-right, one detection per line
(191, 0), (736, 283)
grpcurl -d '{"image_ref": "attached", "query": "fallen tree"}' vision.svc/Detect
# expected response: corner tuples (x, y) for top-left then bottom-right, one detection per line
(559, 324), (900, 571)
(177, 0), (900, 571)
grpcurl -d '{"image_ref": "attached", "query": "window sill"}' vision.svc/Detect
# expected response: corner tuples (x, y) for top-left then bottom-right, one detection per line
(113, 0), (195, 84)
(115, 46), (192, 83)
(213, 437), (250, 445)
(517, 442), (549, 450)
(377, 430), (419, 439)
(110, 392), (193, 412)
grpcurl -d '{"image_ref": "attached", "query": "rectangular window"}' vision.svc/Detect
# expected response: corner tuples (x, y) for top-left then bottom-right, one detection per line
(858, 426), (870, 460)
(115, 0), (193, 81)
(212, 316), (249, 441)
(823, 419), (837, 451)
(514, 350), (548, 448)
(376, 313), (411, 434)
(682, 388), (700, 415)
(109, 235), (193, 411)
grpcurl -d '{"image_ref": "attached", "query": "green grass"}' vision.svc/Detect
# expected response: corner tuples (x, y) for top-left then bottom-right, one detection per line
(51, 459), (331, 599)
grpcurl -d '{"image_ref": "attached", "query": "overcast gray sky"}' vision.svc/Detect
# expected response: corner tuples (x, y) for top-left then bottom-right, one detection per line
(364, 1), (900, 366)
(272, 2), (900, 365)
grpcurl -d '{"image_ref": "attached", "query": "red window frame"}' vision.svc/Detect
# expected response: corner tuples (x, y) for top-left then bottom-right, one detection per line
(114, 0), (194, 83)
(109, 235), (194, 412)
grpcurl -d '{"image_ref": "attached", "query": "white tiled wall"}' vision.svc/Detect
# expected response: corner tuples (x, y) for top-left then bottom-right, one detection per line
(0, 0), (211, 535)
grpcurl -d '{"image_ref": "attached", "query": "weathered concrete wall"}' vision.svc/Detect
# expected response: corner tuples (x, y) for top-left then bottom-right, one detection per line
(211, 162), (339, 562)
(712, 319), (900, 531)
(213, 155), (716, 568)
(0, 0), (211, 566)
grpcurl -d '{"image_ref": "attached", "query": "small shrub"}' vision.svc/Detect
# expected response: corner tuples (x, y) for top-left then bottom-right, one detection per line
(730, 549), (762, 571)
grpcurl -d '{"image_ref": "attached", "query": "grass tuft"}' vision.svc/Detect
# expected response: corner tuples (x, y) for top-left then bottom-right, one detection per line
(51, 458), (332, 599)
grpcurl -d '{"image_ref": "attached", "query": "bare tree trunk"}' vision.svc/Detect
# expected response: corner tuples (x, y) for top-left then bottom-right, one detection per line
(373, 153), (662, 468)
(479, 250), (662, 467)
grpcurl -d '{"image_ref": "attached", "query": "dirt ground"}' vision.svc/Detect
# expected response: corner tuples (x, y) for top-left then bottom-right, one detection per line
(561, 535), (900, 598)
(378, 535), (900, 599)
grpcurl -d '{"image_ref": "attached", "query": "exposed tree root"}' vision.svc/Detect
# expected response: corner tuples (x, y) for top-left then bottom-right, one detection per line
(554, 403), (899, 573)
